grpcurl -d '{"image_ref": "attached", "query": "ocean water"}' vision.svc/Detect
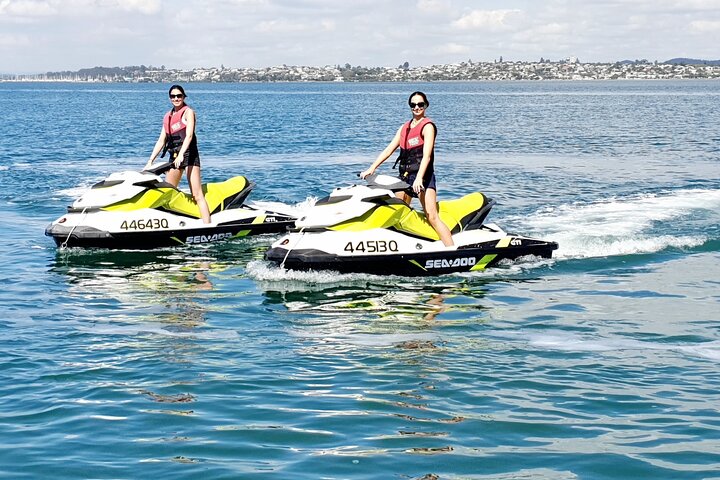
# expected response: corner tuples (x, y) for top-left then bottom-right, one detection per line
(1, 80), (719, 479)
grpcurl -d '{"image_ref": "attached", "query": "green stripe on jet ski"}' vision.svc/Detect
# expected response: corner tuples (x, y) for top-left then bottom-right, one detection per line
(471, 254), (497, 271)
(409, 259), (427, 271)
(233, 230), (251, 238)
(170, 236), (185, 245)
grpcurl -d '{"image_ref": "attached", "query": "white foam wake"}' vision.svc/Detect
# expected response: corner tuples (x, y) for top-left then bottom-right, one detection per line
(246, 259), (375, 284)
(518, 188), (720, 259)
(507, 330), (720, 362)
(247, 196), (318, 218)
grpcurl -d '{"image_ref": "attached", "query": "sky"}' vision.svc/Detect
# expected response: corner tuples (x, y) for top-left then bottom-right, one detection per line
(1, 0), (719, 74)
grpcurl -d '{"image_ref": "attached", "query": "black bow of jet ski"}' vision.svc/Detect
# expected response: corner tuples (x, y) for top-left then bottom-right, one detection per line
(46, 163), (297, 249)
(265, 174), (558, 276)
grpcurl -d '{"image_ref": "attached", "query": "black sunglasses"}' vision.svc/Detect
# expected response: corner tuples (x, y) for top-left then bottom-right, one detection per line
(169, 93), (184, 99)
(409, 102), (426, 109)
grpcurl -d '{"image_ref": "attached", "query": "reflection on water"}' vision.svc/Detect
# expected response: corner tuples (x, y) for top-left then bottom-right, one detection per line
(258, 275), (501, 361)
(47, 241), (263, 331)
(260, 274), (502, 321)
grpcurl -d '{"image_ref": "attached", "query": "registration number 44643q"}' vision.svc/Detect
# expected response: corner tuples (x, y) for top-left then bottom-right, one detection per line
(343, 240), (398, 253)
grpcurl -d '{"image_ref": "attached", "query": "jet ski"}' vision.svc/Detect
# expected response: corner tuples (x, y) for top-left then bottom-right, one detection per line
(46, 162), (296, 249)
(265, 174), (558, 276)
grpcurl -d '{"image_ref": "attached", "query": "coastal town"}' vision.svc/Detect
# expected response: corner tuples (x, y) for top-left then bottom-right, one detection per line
(3, 58), (720, 82)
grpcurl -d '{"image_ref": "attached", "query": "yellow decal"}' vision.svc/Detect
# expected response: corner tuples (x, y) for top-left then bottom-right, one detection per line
(409, 259), (427, 271)
(495, 237), (512, 248)
(470, 254), (497, 271)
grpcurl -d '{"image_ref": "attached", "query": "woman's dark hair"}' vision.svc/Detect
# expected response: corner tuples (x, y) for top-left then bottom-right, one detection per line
(168, 84), (186, 97)
(408, 91), (429, 107)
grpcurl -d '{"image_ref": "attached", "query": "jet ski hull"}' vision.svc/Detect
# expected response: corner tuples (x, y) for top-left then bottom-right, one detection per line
(266, 237), (558, 276)
(47, 215), (294, 249)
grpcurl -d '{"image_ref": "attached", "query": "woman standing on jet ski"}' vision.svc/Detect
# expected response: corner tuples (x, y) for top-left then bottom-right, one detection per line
(360, 91), (454, 246)
(145, 85), (211, 224)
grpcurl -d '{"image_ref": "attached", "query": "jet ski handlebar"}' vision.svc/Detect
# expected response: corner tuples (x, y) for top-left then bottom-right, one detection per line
(362, 173), (411, 192)
(143, 161), (174, 176)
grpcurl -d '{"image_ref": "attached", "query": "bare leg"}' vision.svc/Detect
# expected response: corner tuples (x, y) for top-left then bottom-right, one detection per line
(394, 191), (411, 204)
(420, 188), (454, 246)
(187, 166), (211, 224)
(166, 167), (183, 187)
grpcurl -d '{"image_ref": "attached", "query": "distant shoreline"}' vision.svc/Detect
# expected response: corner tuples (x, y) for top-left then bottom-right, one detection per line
(3, 59), (720, 83)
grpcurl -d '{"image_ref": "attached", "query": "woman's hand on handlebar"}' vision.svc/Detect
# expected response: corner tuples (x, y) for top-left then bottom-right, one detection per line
(359, 168), (374, 179)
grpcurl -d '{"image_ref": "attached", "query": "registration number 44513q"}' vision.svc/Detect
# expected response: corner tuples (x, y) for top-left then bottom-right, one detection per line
(343, 240), (398, 253)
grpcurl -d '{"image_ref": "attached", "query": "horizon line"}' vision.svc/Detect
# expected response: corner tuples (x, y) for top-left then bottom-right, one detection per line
(5, 57), (720, 76)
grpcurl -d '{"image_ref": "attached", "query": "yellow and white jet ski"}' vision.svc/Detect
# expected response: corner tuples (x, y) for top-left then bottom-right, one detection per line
(46, 162), (296, 249)
(265, 174), (558, 276)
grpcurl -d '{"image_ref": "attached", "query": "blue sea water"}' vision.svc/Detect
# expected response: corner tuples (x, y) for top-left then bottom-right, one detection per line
(1, 80), (720, 479)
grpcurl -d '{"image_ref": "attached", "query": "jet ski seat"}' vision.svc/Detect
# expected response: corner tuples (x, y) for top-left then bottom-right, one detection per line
(393, 192), (491, 240)
(330, 192), (493, 241)
(164, 175), (252, 217)
(104, 175), (253, 218)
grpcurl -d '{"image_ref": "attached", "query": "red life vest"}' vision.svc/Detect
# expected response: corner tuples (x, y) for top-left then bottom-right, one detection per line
(396, 117), (435, 177)
(164, 105), (188, 138)
(162, 105), (198, 159)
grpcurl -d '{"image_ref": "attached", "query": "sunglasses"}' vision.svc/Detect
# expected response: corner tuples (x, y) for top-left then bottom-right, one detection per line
(169, 93), (184, 99)
(409, 102), (426, 109)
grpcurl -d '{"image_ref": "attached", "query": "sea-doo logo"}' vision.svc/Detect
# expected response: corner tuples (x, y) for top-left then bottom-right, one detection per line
(425, 257), (476, 269)
(186, 232), (233, 244)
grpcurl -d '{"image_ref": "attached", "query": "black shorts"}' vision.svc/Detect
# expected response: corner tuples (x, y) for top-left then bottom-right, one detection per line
(400, 171), (437, 198)
(170, 150), (201, 169)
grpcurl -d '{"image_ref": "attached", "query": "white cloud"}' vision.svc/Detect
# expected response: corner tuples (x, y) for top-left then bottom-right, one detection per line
(0, 0), (161, 18)
(0, 32), (30, 46)
(255, 19), (310, 33)
(224, 0), (268, 4)
(452, 9), (523, 31)
(320, 19), (336, 31)
(116, 0), (161, 15)
(660, 0), (720, 11)
(0, 0), (56, 16)
(433, 42), (470, 55)
(689, 19), (720, 32)
(535, 22), (569, 35)
(417, 0), (450, 14)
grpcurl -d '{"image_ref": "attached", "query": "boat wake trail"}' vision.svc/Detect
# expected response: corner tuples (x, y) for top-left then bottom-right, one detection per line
(492, 330), (720, 361)
(517, 188), (720, 260)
